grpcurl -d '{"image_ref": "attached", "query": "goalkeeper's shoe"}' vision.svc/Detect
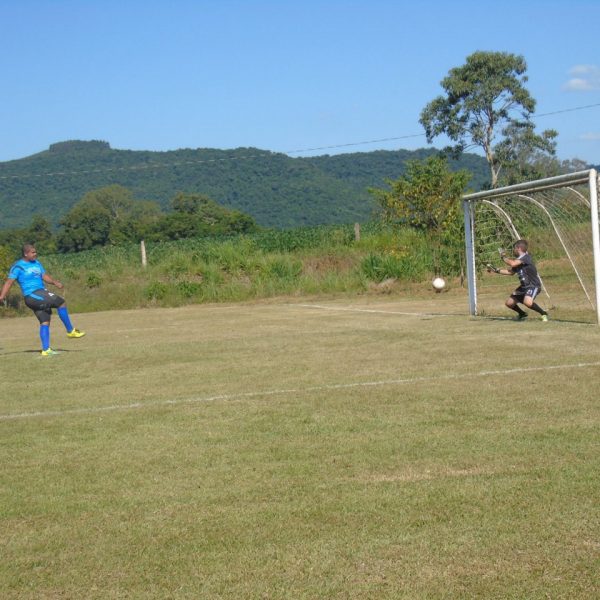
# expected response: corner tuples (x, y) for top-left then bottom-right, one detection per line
(514, 313), (528, 321)
(67, 328), (86, 338)
(541, 314), (549, 322)
(41, 348), (59, 356)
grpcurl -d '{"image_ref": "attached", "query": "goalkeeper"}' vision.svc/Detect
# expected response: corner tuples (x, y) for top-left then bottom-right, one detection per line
(486, 239), (549, 321)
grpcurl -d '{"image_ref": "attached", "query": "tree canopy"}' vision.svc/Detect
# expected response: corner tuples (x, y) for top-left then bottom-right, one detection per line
(145, 192), (259, 241)
(370, 155), (471, 274)
(56, 185), (162, 252)
(420, 51), (558, 187)
(371, 154), (470, 229)
(0, 215), (56, 256)
(493, 122), (559, 185)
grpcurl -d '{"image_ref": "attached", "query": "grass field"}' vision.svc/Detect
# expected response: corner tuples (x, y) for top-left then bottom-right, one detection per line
(1, 291), (599, 598)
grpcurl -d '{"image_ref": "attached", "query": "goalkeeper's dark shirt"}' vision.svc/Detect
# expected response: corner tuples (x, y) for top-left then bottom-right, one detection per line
(511, 253), (541, 288)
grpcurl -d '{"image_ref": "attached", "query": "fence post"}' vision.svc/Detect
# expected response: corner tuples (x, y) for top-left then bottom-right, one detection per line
(141, 240), (147, 268)
(354, 222), (361, 242)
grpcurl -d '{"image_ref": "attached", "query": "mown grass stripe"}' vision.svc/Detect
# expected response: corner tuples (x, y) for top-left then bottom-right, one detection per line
(2, 361), (598, 422)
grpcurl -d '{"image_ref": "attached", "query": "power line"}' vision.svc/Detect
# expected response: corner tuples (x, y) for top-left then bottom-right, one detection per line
(283, 103), (600, 155)
(533, 102), (600, 118)
(285, 102), (600, 155)
(0, 102), (598, 182)
(284, 133), (425, 155)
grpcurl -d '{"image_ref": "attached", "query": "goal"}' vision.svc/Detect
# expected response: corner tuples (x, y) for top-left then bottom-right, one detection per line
(463, 169), (600, 323)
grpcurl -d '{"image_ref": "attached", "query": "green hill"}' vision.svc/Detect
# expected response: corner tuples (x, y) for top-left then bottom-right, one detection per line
(0, 140), (490, 230)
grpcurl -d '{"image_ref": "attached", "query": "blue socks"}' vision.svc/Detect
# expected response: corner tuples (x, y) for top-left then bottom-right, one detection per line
(40, 324), (50, 351)
(41, 307), (76, 351)
(57, 306), (74, 332)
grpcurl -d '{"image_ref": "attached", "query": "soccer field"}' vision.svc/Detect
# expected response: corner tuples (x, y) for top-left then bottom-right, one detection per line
(1, 295), (599, 598)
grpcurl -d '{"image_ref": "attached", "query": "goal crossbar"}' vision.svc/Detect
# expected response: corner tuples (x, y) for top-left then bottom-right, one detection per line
(463, 170), (592, 201)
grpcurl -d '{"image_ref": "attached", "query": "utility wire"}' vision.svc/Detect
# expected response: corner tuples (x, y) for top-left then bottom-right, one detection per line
(284, 133), (425, 155)
(533, 102), (600, 118)
(1, 102), (599, 182)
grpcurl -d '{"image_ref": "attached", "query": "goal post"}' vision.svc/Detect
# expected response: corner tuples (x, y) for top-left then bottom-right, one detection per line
(463, 169), (600, 323)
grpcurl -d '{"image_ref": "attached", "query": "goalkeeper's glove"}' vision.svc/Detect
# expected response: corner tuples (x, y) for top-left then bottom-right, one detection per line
(486, 263), (500, 274)
(498, 247), (507, 259)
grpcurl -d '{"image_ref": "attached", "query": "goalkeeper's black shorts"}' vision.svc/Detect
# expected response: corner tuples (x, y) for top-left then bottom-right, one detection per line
(511, 285), (540, 303)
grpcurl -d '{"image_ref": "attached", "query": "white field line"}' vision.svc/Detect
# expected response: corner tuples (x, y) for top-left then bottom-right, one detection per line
(1, 361), (598, 422)
(290, 303), (462, 318)
(113, 303), (456, 333)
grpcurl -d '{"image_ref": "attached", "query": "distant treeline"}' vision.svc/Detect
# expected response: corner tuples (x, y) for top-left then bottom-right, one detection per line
(0, 140), (491, 230)
(0, 186), (259, 256)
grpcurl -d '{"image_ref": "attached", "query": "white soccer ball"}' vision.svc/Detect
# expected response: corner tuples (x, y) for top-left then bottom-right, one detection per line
(432, 277), (446, 292)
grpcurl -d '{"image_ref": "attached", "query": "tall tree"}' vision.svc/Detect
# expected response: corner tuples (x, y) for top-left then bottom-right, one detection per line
(0, 215), (56, 256)
(56, 185), (161, 252)
(560, 157), (589, 173)
(420, 51), (557, 187)
(494, 122), (559, 185)
(25, 215), (56, 253)
(146, 193), (259, 242)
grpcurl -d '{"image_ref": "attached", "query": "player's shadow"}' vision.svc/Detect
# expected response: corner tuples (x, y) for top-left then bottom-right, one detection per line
(0, 348), (83, 357)
(478, 315), (592, 325)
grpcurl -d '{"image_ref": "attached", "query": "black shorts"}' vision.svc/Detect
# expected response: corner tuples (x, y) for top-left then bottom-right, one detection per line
(511, 285), (540, 303)
(24, 289), (65, 323)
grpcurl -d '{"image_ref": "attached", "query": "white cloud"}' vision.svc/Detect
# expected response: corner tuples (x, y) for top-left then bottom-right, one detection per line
(565, 78), (595, 91)
(579, 132), (600, 141)
(571, 65), (595, 75)
(563, 64), (600, 91)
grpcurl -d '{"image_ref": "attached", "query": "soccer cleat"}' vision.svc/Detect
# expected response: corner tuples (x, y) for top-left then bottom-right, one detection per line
(41, 348), (59, 356)
(67, 328), (86, 338)
(514, 313), (528, 321)
(541, 314), (549, 322)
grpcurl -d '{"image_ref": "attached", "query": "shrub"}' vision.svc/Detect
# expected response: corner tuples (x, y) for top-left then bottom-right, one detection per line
(86, 272), (102, 288)
(0, 244), (14, 275)
(360, 251), (430, 282)
(267, 257), (303, 280)
(176, 281), (202, 298)
(160, 253), (193, 278)
(145, 281), (168, 300)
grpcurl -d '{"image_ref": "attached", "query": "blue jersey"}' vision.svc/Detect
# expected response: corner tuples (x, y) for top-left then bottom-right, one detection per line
(7, 259), (46, 297)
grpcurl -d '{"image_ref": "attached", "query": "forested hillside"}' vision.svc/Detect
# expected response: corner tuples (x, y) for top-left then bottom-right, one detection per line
(0, 140), (490, 230)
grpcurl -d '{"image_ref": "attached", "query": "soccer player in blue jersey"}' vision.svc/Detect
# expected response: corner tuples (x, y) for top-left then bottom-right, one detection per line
(0, 244), (85, 355)
(486, 239), (549, 321)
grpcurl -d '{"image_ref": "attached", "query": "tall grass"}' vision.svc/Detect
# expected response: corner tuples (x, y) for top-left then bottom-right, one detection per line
(1, 223), (454, 315)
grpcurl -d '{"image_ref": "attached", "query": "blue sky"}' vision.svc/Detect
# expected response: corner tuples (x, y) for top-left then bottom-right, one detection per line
(1, 0), (599, 163)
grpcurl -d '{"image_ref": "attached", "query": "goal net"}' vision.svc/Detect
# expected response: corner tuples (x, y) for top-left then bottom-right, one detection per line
(463, 169), (600, 323)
